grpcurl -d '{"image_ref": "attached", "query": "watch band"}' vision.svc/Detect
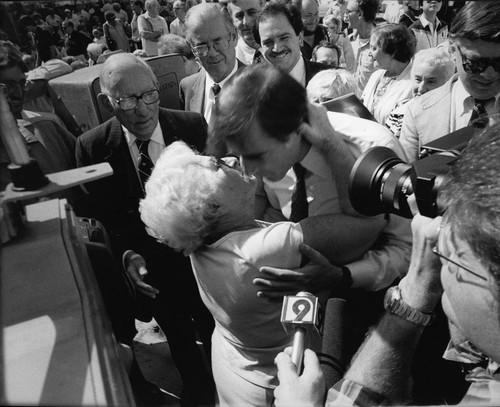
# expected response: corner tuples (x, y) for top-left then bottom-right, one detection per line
(384, 286), (434, 327)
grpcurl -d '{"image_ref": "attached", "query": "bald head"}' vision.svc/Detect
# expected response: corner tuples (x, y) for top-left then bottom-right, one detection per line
(100, 53), (158, 96)
(99, 54), (160, 140)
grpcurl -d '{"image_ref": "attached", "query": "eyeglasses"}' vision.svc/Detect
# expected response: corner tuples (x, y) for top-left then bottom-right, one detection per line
(111, 89), (159, 111)
(1, 79), (27, 95)
(433, 221), (488, 282)
(191, 38), (232, 58)
(456, 46), (500, 75)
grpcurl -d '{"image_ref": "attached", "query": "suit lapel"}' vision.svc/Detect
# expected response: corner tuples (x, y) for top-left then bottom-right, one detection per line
(158, 109), (177, 147)
(105, 118), (143, 196)
(190, 72), (206, 114)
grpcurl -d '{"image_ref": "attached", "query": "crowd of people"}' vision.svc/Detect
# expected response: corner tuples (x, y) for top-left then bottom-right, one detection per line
(1, 0), (500, 406)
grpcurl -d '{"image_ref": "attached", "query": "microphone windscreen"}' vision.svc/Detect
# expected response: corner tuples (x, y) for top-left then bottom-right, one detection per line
(319, 297), (346, 389)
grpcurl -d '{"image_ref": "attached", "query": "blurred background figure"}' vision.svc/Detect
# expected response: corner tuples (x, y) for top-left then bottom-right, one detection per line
(113, 2), (130, 23)
(158, 33), (200, 76)
(170, 0), (187, 38)
(103, 11), (130, 52)
(410, 0), (448, 53)
(63, 21), (91, 60)
(87, 42), (106, 65)
(323, 13), (354, 71)
(138, 0), (169, 56)
(301, 0), (328, 60)
(92, 28), (107, 46)
(130, 0), (145, 51)
(311, 41), (341, 68)
(361, 24), (416, 131)
(399, 0), (421, 27)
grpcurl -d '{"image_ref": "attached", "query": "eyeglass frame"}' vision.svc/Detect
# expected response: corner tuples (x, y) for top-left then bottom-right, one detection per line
(190, 35), (233, 58)
(108, 88), (160, 111)
(456, 45), (500, 75)
(433, 220), (488, 282)
(1, 79), (28, 96)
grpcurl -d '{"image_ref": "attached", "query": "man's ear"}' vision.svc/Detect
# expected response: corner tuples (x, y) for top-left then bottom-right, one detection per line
(298, 31), (304, 47)
(448, 40), (458, 61)
(98, 92), (114, 112)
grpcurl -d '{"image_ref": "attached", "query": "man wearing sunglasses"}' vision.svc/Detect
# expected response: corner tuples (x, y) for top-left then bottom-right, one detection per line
(76, 53), (216, 406)
(274, 122), (500, 406)
(179, 3), (244, 130)
(400, 1), (500, 162)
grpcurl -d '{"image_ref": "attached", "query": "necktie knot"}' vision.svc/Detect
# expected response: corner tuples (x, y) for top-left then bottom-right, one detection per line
(253, 49), (263, 64)
(469, 98), (494, 129)
(212, 83), (221, 98)
(136, 139), (150, 153)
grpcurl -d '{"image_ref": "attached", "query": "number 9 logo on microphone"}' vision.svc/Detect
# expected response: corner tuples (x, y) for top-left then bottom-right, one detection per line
(281, 292), (320, 330)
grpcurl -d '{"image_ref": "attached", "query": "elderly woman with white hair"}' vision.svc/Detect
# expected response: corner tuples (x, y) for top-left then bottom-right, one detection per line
(140, 141), (323, 406)
(306, 68), (358, 103)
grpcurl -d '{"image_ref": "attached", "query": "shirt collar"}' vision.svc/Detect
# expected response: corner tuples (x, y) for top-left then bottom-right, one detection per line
(419, 14), (442, 30)
(456, 77), (500, 115)
(289, 55), (306, 87)
(205, 59), (239, 97)
(123, 121), (164, 147)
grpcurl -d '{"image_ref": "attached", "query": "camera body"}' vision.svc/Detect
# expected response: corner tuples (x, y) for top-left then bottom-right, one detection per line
(349, 127), (475, 219)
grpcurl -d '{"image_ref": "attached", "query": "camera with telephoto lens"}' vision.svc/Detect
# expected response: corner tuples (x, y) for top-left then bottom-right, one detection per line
(348, 127), (475, 219)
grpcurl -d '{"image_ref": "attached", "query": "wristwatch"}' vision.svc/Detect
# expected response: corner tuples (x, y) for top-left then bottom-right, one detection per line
(383, 286), (434, 327)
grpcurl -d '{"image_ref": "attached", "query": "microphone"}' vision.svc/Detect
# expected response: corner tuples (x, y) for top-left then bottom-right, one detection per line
(281, 292), (320, 374)
(318, 297), (346, 389)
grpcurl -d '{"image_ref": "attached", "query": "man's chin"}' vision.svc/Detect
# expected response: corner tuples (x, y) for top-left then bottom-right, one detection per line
(241, 33), (258, 48)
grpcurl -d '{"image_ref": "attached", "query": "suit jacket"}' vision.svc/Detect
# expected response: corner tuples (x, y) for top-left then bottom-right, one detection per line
(76, 107), (207, 260)
(304, 57), (329, 85)
(179, 60), (246, 114)
(399, 75), (457, 162)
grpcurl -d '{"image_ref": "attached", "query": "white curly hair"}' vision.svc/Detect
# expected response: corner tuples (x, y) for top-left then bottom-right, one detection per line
(139, 142), (227, 255)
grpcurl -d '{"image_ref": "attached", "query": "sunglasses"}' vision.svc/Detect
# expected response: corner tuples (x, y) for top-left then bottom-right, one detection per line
(456, 46), (500, 75)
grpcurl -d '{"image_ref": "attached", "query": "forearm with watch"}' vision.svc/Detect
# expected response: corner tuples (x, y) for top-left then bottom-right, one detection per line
(342, 278), (437, 404)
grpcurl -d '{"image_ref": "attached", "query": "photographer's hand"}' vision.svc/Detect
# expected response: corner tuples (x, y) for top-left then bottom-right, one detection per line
(399, 196), (443, 313)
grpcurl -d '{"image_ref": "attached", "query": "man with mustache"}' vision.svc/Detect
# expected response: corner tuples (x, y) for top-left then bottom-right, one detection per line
(257, 0), (327, 87)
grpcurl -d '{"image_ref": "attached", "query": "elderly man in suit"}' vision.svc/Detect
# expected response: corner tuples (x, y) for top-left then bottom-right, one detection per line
(179, 3), (243, 125)
(257, 0), (328, 87)
(400, 1), (500, 162)
(76, 53), (215, 407)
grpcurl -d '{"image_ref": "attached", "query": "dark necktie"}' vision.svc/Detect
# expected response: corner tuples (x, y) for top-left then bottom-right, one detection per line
(212, 83), (221, 98)
(468, 98), (493, 129)
(289, 163), (309, 223)
(253, 49), (263, 64)
(136, 139), (154, 190)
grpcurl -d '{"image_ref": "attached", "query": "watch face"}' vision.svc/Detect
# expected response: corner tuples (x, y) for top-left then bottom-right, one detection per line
(384, 286), (399, 310)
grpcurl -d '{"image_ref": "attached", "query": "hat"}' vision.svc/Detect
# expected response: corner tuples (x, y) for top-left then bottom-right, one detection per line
(26, 59), (73, 81)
